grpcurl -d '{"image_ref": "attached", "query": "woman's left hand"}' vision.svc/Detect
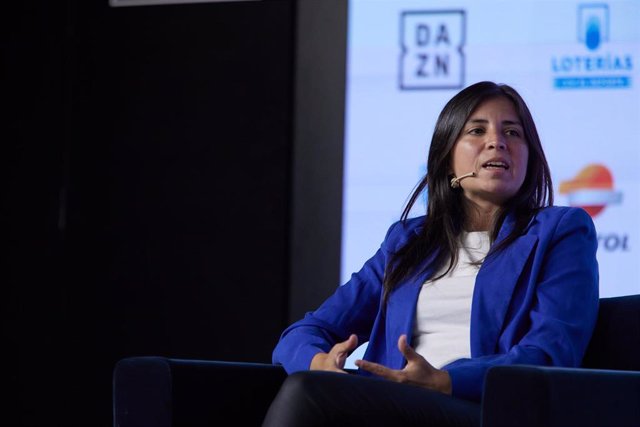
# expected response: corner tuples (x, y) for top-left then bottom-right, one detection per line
(354, 334), (452, 395)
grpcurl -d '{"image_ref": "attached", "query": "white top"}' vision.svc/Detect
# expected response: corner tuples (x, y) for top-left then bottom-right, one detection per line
(412, 231), (491, 369)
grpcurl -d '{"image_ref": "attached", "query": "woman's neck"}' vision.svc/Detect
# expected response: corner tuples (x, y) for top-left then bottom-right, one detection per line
(463, 201), (500, 232)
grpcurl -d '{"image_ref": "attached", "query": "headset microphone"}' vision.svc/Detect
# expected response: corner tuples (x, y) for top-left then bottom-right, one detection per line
(450, 172), (476, 189)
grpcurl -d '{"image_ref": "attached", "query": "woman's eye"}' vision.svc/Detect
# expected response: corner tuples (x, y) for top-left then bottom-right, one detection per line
(505, 129), (521, 137)
(468, 128), (484, 135)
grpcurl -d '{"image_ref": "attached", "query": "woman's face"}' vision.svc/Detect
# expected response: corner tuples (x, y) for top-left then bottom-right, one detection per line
(450, 96), (529, 208)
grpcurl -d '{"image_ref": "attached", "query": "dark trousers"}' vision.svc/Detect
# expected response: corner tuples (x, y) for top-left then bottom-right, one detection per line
(262, 371), (481, 427)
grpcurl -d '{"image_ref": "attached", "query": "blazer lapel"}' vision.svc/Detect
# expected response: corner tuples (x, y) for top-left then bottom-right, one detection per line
(470, 214), (538, 356)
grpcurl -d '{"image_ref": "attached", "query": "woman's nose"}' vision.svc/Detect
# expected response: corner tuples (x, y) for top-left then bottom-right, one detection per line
(487, 133), (507, 150)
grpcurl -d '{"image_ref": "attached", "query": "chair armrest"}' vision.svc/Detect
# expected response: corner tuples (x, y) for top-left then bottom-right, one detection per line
(481, 365), (640, 427)
(113, 356), (287, 427)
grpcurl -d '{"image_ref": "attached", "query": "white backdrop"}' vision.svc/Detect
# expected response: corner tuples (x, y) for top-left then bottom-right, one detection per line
(341, 0), (640, 365)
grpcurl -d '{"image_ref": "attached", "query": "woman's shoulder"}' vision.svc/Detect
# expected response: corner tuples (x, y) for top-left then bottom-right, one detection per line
(529, 205), (596, 232)
(387, 215), (426, 235)
(535, 205), (593, 221)
(382, 215), (426, 252)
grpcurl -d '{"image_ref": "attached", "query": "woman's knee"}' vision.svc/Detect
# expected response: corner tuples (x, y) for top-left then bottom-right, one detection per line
(277, 371), (321, 401)
(262, 372), (333, 426)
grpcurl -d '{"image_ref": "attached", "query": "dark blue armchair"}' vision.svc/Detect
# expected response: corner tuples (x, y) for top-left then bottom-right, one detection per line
(481, 293), (640, 427)
(113, 294), (640, 426)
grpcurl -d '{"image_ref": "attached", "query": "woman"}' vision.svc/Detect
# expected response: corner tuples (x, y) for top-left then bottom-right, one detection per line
(262, 81), (599, 426)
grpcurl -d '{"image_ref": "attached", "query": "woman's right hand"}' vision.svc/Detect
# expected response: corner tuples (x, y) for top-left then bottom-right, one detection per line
(309, 334), (359, 373)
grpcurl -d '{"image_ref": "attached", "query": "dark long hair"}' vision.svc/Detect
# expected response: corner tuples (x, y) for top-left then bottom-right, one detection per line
(382, 81), (553, 303)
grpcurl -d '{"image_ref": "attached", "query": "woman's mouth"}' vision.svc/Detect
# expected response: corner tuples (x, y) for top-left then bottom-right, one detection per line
(482, 161), (509, 170)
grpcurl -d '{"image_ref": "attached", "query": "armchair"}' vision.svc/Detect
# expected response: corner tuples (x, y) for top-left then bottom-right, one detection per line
(113, 294), (640, 426)
(481, 293), (640, 427)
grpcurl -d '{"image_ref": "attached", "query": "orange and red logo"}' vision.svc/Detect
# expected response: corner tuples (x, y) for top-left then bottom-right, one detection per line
(559, 164), (622, 217)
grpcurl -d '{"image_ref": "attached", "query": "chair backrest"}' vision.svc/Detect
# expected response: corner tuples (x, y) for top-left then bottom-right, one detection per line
(581, 294), (640, 370)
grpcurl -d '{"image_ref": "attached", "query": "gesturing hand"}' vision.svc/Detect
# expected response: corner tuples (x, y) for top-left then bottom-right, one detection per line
(310, 334), (359, 373)
(354, 334), (452, 395)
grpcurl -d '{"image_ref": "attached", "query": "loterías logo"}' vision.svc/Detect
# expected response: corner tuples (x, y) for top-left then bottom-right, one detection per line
(551, 3), (633, 89)
(559, 164), (622, 218)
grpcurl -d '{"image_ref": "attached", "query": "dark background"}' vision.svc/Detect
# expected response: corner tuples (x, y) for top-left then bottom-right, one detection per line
(2, 0), (346, 425)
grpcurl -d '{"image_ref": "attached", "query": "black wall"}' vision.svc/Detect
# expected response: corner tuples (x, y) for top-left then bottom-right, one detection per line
(3, 0), (301, 425)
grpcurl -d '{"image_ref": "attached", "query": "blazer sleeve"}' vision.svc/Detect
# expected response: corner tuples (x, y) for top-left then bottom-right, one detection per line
(271, 219), (416, 373)
(443, 207), (600, 402)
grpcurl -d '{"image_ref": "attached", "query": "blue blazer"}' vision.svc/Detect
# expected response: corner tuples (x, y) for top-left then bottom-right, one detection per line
(272, 206), (600, 401)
